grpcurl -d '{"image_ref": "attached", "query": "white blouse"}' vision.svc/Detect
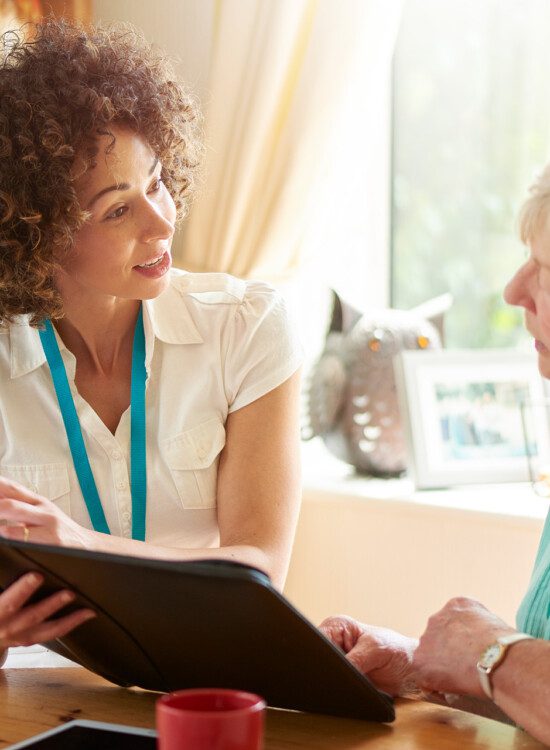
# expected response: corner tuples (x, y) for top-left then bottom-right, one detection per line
(0, 269), (303, 550)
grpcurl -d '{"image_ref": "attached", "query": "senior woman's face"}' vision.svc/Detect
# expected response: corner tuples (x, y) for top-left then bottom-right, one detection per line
(504, 217), (550, 378)
(57, 126), (176, 304)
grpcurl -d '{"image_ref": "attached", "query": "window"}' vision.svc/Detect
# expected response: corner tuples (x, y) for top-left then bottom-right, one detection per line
(391, 0), (550, 348)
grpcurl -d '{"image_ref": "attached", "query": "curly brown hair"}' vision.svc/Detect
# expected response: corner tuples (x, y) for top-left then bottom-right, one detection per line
(0, 17), (201, 325)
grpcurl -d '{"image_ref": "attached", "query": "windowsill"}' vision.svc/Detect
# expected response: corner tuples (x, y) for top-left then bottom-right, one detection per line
(301, 438), (548, 522)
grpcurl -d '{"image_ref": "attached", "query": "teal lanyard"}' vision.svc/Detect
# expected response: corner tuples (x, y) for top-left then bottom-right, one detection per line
(38, 307), (147, 541)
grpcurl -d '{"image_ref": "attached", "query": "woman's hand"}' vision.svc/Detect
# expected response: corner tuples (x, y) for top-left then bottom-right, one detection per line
(0, 572), (95, 664)
(319, 615), (419, 696)
(413, 597), (516, 698)
(0, 476), (94, 549)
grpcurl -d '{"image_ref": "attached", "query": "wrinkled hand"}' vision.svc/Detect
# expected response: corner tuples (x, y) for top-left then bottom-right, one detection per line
(0, 571), (95, 663)
(319, 615), (419, 696)
(413, 597), (516, 698)
(0, 476), (94, 549)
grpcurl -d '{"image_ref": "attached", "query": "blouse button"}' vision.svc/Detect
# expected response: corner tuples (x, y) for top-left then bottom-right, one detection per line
(111, 450), (123, 461)
(117, 480), (128, 491)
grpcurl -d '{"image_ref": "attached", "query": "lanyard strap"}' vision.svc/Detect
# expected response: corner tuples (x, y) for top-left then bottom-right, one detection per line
(39, 307), (147, 541)
(129, 308), (147, 541)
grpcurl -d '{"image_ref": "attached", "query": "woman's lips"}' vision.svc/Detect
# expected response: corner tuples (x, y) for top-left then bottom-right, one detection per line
(133, 251), (171, 278)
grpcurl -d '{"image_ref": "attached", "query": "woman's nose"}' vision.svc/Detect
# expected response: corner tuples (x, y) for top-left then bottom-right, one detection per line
(142, 200), (175, 243)
(503, 263), (535, 313)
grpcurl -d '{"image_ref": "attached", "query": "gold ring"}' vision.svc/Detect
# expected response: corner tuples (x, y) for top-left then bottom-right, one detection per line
(22, 525), (29, 543)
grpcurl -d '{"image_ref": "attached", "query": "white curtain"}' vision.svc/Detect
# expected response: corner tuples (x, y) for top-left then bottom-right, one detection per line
(176, 1), (402, 292)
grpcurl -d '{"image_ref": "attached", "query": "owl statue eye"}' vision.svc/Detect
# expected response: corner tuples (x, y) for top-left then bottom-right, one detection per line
(417, 335), (430, 349)
(368, 328), (385, 352)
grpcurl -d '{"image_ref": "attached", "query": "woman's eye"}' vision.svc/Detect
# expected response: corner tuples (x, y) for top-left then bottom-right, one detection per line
(105, 206), (127, 220)
(149, 178), (163, 193)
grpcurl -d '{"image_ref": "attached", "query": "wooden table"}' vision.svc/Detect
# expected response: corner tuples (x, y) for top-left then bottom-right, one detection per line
(0, 667), (546, 749)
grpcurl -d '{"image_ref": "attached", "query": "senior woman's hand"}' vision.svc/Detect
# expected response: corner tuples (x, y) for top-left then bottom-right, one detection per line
(413, 597), (516, 698)
(0, 572), (95, 664)
(319, 615), (419, 696)
(0, 476), (94, 549)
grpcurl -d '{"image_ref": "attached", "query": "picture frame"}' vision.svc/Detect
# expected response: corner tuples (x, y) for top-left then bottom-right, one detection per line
(394, 349), (549, 489)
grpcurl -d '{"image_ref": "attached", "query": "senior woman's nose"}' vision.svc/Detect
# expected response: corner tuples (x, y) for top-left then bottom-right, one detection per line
(503, 262), (535, 312)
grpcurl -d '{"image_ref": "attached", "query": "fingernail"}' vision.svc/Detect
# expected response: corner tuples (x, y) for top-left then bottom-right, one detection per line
(83, 610), (96, 620)
(60, 591), (75, 603)
(27, 573), (43, 585)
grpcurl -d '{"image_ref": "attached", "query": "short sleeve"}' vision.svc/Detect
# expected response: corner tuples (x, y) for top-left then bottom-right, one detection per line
(224, 281), (303, 413)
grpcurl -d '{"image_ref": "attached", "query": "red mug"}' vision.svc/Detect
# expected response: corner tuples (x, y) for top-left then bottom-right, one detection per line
(156, 688), (266, 750)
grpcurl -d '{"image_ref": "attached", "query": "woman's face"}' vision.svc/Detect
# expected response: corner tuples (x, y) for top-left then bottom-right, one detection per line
(504, 217), (550, 378)
(56, 126), (176, 306)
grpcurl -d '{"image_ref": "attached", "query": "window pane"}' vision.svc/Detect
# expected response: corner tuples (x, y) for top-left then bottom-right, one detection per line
(391, 0), (550, 348)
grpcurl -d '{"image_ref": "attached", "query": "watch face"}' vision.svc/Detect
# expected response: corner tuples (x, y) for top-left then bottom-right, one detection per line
(480, 643), (504, 668)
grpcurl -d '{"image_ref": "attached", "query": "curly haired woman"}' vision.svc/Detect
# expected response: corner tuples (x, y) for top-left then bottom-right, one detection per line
(0, 18), (302, 659)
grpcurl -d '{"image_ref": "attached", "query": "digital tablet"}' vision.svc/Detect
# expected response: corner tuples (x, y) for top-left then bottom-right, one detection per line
(0, 538), (395, 722)
(7, 720), (156, 749)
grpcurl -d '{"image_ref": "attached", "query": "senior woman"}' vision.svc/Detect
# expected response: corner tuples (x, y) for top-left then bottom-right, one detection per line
(0, 19), (302, 658)
(321, 166), (550, 745)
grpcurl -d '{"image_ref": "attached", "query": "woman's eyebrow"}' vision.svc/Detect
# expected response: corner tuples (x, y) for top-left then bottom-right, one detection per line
(86, 157), (159, 209)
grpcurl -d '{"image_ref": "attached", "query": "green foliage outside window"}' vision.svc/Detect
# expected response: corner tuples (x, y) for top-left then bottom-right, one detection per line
(391, 0), (550, 349)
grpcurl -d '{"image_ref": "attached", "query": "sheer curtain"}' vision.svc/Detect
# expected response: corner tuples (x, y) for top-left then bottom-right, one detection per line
(173, 0), (402, 363)
(178, 0), (402, 286)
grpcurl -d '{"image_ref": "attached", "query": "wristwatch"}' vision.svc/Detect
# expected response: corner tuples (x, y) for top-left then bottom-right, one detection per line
(477, 632), (534, 699)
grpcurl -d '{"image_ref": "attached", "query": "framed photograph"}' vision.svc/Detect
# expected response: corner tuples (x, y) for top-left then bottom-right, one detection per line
(394, 349), (549, 489)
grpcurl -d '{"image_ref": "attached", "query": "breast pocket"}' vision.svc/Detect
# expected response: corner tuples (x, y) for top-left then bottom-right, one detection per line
(161, 418), (226, 509)
(0, 463), (71, 515)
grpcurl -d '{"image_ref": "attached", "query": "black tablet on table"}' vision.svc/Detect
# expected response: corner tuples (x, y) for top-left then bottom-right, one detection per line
(7, 721), (156, 749)
(0, 538), (394, 722)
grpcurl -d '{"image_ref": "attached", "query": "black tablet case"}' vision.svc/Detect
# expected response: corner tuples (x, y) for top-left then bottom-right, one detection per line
(0, 539), (394, 722)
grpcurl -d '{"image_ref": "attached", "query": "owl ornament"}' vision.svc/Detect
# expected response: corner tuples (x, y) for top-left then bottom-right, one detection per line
(303, 291), (451, 477)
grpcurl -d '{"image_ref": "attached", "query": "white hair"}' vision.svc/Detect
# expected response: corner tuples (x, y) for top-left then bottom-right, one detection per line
(519, 163), (550, 244)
